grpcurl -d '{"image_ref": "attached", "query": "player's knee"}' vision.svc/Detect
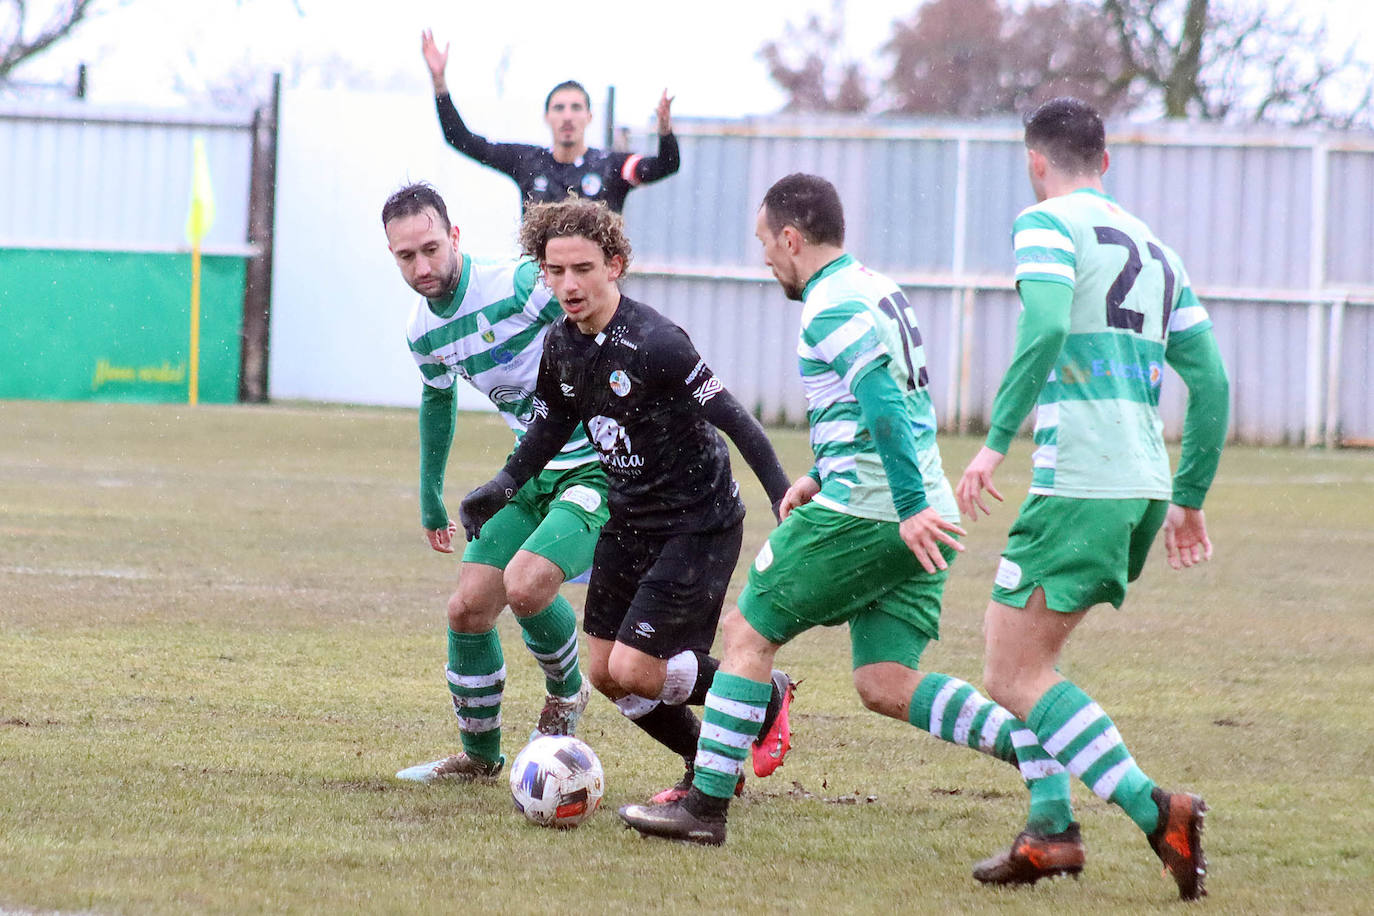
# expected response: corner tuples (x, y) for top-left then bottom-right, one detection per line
(852, 668), (901, 718)
(721, 608), (771, 660)
(982, 659), (1016, 711)
(447, 590), (500, 633)
(586, 663), (618, 698)
(606, 651), (664, 699)
(503, 575), (555, 617)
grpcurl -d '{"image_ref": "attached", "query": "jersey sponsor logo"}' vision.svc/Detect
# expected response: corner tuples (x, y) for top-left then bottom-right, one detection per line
(490, 385), (536, 422)
(587, 415), (644, 472)
(492, 346), (515, 365)
(684, 358), (707, 384)
(692, 376), (723, 405)
(609, 369), (632, 397)
(994, 557), (1022, 590)
(533, 175), (549, 192)
(580, 173), (603, 196)
(559, 484), (603, 513)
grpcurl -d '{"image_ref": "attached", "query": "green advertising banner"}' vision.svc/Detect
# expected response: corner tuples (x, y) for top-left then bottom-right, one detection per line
(0, 248), (246, 403)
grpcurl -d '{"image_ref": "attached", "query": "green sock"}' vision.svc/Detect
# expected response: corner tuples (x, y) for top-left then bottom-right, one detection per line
(447, 628), (504, 763)
(908, 673), (1017, 765)
(1012, 726), (1075, 834)
(1028, 680), (1159, 834)
(517, 596), (583, 698)
(908, 673), (1073, 834)
(692, 672), (771, 800)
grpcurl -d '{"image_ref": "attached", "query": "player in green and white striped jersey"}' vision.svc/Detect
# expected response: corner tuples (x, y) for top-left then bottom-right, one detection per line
(957, 98), (1229, 900)
(621, 174), (1050, 847)
(381, 183), (609, 785)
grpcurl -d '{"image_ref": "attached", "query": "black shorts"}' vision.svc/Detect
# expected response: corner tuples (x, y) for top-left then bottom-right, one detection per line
(583, 521), (744, 659)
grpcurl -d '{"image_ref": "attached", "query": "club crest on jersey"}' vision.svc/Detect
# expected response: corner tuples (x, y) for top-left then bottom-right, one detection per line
(580, 173), (603, 196)
(477, 313), (496, 344)
(533, 175), (549, 193)
(608, 370), (632, 397)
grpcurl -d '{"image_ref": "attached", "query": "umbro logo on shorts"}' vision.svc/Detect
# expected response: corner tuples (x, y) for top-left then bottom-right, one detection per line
(634, 621), (656, 638)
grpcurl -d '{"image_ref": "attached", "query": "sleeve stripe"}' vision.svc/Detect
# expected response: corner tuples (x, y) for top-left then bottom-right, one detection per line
(1014, 228), (1074, 252)
(1169, 305), (1209, 332)
(621, 154), (644, 185)
(1015, 262), (1075, 280)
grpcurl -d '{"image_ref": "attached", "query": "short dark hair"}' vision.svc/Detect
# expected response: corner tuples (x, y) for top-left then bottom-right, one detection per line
(381, 182), (451, 232)
(760, 173), (845, 247)
(519, 197), (632, 271)
(1024, 97), (1105, 175)
(544, 80), (591, 112)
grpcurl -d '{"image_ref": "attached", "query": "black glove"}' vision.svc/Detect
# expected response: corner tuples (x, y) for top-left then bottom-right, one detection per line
(459, 469), (518, 541)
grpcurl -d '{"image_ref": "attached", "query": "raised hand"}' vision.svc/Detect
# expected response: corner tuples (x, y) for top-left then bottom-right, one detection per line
(655, 89), (674, 135)
(421, 29), (450, 93)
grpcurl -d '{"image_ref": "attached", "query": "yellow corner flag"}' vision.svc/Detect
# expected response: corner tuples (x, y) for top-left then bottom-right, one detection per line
(185, 137), (215, 405)
(185, 137), (216, 245)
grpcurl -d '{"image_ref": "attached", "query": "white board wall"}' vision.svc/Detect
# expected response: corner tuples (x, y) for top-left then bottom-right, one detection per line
(269, 87), (546, 409)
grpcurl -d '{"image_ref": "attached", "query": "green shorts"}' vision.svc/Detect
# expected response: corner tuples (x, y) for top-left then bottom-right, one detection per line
(992, 494), (1167, 613)
(461, 462), (609, 579)
(737, 501), (956, 670)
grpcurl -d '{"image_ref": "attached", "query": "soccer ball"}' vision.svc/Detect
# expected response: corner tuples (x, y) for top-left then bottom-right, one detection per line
(509, 735), (604, 829)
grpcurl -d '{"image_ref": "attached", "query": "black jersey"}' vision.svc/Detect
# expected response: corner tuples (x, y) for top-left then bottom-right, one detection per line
(435, 94), (680, 214)
(532, 298), (741, 534)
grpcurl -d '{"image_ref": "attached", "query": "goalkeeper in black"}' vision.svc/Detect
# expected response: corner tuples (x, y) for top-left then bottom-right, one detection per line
(422, 29), (680, 214)
(459, 198), (795, 801)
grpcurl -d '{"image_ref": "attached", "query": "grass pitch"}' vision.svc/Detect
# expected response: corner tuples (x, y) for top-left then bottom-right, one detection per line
(1, 400), (1372, 914)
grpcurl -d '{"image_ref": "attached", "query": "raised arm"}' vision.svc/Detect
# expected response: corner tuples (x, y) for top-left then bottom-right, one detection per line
(623, 90), (680, 186)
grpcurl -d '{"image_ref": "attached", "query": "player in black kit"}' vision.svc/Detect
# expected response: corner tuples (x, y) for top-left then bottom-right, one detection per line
(422, 29), (680, 214)
(459, 198), (795, 800)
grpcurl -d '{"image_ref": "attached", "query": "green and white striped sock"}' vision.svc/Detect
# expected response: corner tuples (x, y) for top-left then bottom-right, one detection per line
(1012, 727), (1074, 834)
(517, 596), (583, 699)
(1029, 680), (1159, 834)
(447, 627), (505, 763)
(692, 672), (771, 799)
(909, 673), (1017, 764)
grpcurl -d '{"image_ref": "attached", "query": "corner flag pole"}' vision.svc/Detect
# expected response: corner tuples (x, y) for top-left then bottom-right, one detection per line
(185, 137), (216, 406)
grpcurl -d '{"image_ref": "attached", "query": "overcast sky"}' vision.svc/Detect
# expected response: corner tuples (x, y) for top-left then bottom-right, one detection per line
(14, 0), (1371, 127)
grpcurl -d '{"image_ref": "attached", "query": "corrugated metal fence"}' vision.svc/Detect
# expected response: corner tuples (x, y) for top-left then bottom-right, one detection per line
(621, 118), (1374, 446)
(0, 98), (255, 255)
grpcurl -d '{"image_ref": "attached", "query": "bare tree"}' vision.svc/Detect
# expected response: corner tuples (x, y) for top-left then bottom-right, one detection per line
(882, 0), (1133, 117)
(1106, 0), (1373, 126)
(0, 0), (103, 82)
(757, 0), (873, 113)
(762, 0), (1372, 128)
